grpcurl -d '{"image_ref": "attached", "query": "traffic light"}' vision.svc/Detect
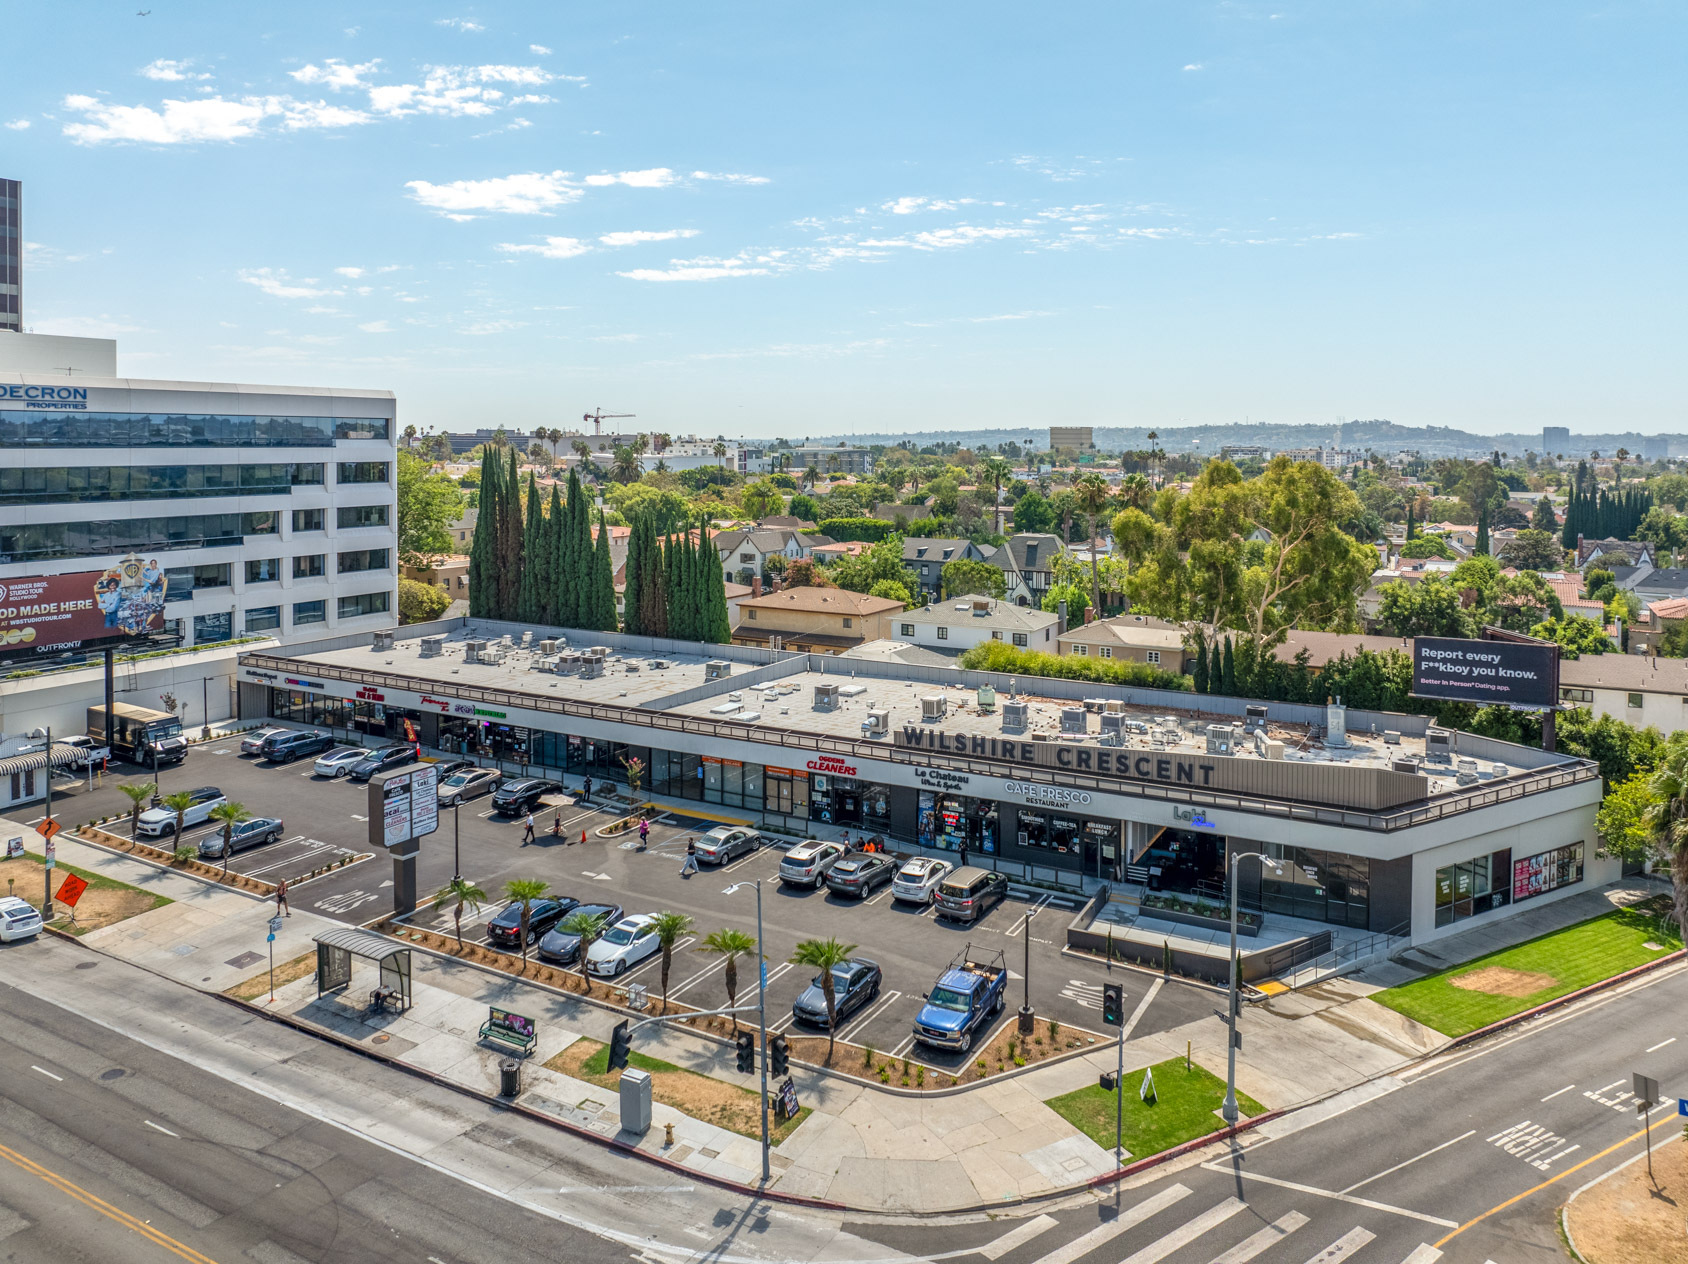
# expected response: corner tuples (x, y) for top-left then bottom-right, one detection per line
(735, 1030), (756, 1073)
(1098, 1070), (1117, 1092)
(608, 1021), (632, 1071)
(768, 1034), (789, 1078)
(1102, 983), (1124, 1027)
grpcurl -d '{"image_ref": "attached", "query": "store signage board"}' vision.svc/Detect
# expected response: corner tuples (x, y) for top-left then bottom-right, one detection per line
(369, 763), (440, 851)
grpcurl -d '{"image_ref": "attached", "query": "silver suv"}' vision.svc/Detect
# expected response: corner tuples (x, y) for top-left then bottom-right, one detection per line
(778, 839), (848, 888)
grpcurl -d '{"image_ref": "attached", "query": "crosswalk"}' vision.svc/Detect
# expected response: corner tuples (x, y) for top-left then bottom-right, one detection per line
(964, 1185), (1444, 1264)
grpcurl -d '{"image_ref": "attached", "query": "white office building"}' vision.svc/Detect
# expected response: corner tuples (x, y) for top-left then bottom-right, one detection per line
(0, 334), (398, 652)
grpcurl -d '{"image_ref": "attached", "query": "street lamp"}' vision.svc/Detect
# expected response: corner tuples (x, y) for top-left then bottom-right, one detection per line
(29, 727), (53, 919)
(1017, 904), (1036, 1035)
(723, 879), (770, 1183)
(1223, 849), (1283, 1126)
(451, 799), (463, 882)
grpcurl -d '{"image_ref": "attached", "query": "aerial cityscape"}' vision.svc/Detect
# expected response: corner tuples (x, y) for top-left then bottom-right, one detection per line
(0, 6), (1682, 1264)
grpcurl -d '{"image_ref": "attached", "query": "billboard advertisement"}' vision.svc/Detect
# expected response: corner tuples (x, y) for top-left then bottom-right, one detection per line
(1412, 636), (1558, 709)
(0, 555), (168, 655)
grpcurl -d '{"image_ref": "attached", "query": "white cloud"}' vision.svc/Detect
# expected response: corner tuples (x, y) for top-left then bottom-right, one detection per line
(239, 268), (340, 300)
(880, 196), (973, 215)
(358, 320), (393, 333)
(436, 18), (485, 32)
(335, 266), (366, 278)
(598, 229), (699, 247)
(968, 310), (1053, 323)
(4, 119), (28, 131)
(617, 253), (774, 282)
(462, 320), (528, 336)
(405, 170), (580, 216)
(279, 100), (372, 130)
(529, 44), (552, 54)
(290, 59), (380, 89)
(497, 236), (591, 259)
(691, 170), (770, 185)
(23, 242), (93, 268)
(63, 94), (272, 144)
(367, 64), (558, 118)
(584, 168), (677, 188)
(140, 59), (209, 82)
(1183, 63), (1204, 71)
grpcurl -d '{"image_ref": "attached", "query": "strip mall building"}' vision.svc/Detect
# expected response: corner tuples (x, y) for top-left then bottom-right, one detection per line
(239, 619), (1610, 947)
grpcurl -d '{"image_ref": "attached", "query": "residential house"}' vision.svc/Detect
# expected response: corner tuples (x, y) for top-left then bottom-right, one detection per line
(712, 527), (832, 585)
(986, 533), (1065, 607)
(1609, 565), (1688, 606)
(1573, 537), (1655, 571)
(892, 597), (1058, 653)
(1558, 653), (1688, 731)
(403, 555), (470, 603)
(729, 588), (904, 654)
(811, 540), (870, 566)
(1625, 598), (1688, 656)
(448, 507), (477, 551)
(902, 537), (989, 599)
(873, 501), (930, 527)
(1498, 569), (1607, 624)
(1058, 613), (1190, 671)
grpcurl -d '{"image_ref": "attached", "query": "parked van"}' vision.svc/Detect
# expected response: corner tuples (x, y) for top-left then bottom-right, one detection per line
(932, 866), (1009, 923)
(87, 703), (186, 767)
(260, 730), (334, 763)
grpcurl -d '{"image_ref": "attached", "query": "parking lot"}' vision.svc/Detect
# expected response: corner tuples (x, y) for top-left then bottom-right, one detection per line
(47, 730), (1215, 1065)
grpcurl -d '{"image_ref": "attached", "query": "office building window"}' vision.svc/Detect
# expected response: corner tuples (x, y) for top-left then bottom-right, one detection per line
(292, 508), (324, 532)
(337, 461), (389, 484)
(0, 514), (246, 561)
(0, 411), (389, 448)
(293, 554), (325, 579)
(292, 599), (326, 625)
(0, 461), (320, 505)
(245, 558), (282, 583)
(193, 611), (233, 644)
(338, 590), (390, 620)
(291, 463), (325, 485)
(337, 548), (389, 574)
(244, 606), (281, 633)
(337, 504), (389, 529)
(162, 562), (231, 602)
(242, 511), (279, 535)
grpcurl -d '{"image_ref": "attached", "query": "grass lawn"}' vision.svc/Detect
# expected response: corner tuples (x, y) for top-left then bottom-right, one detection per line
(0, 854), (171, 936)
(225, 951), (318, 1001)
(547, 1038), (811, 1144)
(1045, 1058), (1265, 1159)
(1371, 899), (1682, 1038)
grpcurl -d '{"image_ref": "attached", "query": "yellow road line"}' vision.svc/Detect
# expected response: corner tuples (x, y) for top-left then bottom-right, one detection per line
(0, 1141), (222, 1264)
(1433, 1113), (1678, 1248)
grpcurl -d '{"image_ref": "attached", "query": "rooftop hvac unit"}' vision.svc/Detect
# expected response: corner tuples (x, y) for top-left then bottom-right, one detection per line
(1244, 704), (1269, 730)
(1325, 699), (1349, 748)
(580, 654), (605, 679)
(538, 639), (558, 655)
(1206, 723), (1237, 755)
(624, 663), (640, 673)
(372, 629), (396, 651)
(921, 694), (948, 721)
(1100, 713), (1126, 736)
(1122, 719), (1150, 734)
(586, 645), (611, 656)
(464, 639), (487, 662)
(1425, 727), (1454, 761)
(1106, 699), (1125, 714)
(1084, 697), (1108, 713)
(815, 683), (841, 710)
(558, 650), (581, 669)
(520, 631), (533, 647)
(1455, 769), (1480, 786)
(1060, 707), (1088, 734)
(1002, 700), (1029, 730)
(977, 684), (996, 711)
(1456, 757), (1478, 773)
(419, 635), (445, 658)
(862, 709), (890, 736)
(1392, 756), (1423, 775)
(650, 659), (672, 670)
(1253, 729), (1284, 760)
(1383, 730), (1401, 745)
(838, 683), (868, 697)
(704, 660), (732, 680)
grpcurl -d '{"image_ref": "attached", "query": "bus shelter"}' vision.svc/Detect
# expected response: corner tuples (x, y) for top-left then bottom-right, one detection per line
(312, 927), (412, 1012)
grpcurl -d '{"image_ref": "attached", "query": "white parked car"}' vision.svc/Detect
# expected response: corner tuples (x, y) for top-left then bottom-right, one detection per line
(59, 735), (111, 764)
(693, 826), (760, 865)
(584, 914), (662, 978)
(778, 840), (848, 888)
(0, 895), (43, 942)
(312, 746), (368, 778)
(135, 786), (227, 837)
(891, 856), (955, 905)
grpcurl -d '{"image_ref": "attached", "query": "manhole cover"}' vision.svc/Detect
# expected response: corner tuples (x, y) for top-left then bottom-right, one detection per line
(371, 1034), (390, 1044)
(171, 944), (198, 957)
(225, 952), (263, 969)
(74, 961), (99, 971)
(99, 1068), (126, 1081)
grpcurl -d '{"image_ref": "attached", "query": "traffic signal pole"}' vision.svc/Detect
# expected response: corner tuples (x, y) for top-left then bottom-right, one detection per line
(1114, 1007), (1124, 1167)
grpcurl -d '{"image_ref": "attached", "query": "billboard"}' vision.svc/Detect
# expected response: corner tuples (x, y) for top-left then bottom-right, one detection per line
(0, 555), (168, 656)
(1412, 636), (1558, 709)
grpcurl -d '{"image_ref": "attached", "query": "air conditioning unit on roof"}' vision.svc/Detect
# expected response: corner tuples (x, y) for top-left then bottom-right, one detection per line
(1002, 700), (1029, 730)
(921, 694), (947, 721)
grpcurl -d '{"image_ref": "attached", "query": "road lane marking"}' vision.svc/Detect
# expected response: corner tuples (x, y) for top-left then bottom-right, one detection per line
(975, 1213), (1056, 1260)
(143, 1120), (179, 1137)
(837, 991), (903, 1043)
(1395, 1247), (1442, 1264)
(1341, 1130), (1474, 1193)
(1645, 1036), (1676, 1052)
(1119, 978), (1163, 1042)
(1198, 1163), (1457, 1228)
(1204, 1210), (1309, 1263)
(1299, 1227), (1374, 1262)
(1486, 1120), (1581, 1171)
(1117, 1196), (1245, 1264)
(1540, 1084), (1576, 1102)
(29, 1066), (62, 1081)
(1025, 1184), (1190, 1264)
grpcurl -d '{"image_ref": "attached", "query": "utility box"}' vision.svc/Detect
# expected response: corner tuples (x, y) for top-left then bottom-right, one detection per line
(814, 683), (840, 710)
(1001, 701), (1029, 730)
(619, 1068), (653, 1135)
(1060, 707), (1088, 734)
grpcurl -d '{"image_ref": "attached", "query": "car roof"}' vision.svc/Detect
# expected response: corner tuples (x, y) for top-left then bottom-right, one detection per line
(941, 866), (998, 883)
(901, 857), (939, 872)
(611, 913), (654, 929)
(191, 787), (221, 797)
(0, 895), (35, 912)
(705, 826), (741, 840)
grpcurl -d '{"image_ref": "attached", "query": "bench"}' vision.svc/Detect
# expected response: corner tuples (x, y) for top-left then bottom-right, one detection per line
(478, 1006), (537, 1056)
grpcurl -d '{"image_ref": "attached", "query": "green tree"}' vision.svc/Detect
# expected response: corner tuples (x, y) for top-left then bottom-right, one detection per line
(831, 535), (918, 596)
(788, 492), (820, 522)
(1399, 535), (1454, 560)
(699, 928), (759, 1031)
(467, 445), (500, 617)
(538, 485), (563, 623)
(1220, 636), (1236, 694)
(589, 510), (618, 630)
(1528, 616), (1610, 659)
(1074, 472), (1112, 616)
(869, 578), (913, 604)
(788, 937), (857, 1061)
(518, 472), (544, 622)
(207, 800), (252, 877)
(398, 578), (452, 623)
(1530, 495), (1557, 532)
(739, 481), (786, 520)
(432, 876), (487, 950)
(1643, 740), (1688, 936)
(496, 448), (524, 618)
(118, 781), (156, 837)
(1012, 488), (1055, 534)
(555, 469), (585, 627)
(161, 790), (196, 855)
(649, 910), (695, 1013)
(1596, 772), (1655, 863)
(396, 449), (466, 567)
(502, 878), (550, 970)
(941, 559), (1006, 600)
(558, 908), (610, 994)
(1496, 529), (1564, 572)
(1040, 580), (1088, 622)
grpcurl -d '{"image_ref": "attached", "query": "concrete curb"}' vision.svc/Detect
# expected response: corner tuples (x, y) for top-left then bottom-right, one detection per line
(1442, 946), (1686, 1050)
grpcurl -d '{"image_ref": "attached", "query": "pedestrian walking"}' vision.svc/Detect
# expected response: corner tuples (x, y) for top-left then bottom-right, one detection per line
(582, 775), (592, 804)
(958, 843), (969, 868)
(841, 831), (852, 851)
(680, 838), (698, 877)
(638, 817), (649, 849)
(522, 812), (535, 845)
(275, 876), (290, 917)
(551, 810), (563, 839)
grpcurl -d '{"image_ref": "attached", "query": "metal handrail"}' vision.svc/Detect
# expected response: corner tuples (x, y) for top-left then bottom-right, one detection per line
(240, 652), (1601, 832)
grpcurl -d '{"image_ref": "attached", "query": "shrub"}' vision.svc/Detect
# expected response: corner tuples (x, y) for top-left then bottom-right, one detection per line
(1048, 1018), (1061, 1043)
(862, 1042), (876, 1068)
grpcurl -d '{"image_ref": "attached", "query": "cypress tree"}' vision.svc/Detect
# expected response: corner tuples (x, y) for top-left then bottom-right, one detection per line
(518, 473), (542, 622)
(1403, 503), (1414, 543)
(590, 510), (617, 631)
(1475, 507), (1490, 556)
(495, 449), (524, 619)
(538, 486), (562, 624)
(467, 446), (499, 618)
(705, 528), (731, 643)
(674, 524), (696, 641)
(573, 474), (595, 622)
(1220, 636), (1236, 695)
(1191, 629), (1208, 693)
(555, 470), (581, 627)
(622, 514), (645, 636)
(1209, 641), (1224, 694)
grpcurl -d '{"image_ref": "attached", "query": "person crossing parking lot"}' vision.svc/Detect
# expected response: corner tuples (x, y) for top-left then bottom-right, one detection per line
(522, 812), (535, 845)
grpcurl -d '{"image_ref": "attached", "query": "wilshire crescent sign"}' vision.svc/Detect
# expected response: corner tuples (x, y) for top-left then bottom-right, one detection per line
(1412, 636), (1558, 710)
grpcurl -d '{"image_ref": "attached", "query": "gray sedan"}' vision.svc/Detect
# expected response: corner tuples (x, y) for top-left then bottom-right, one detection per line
(199, 817), (285, 858)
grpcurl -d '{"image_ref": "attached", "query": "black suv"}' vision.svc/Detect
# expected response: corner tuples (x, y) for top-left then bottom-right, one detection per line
(348, 745), (413, 782)
(490, 777), (562, 816)
(487, 897), (578, 948)
(261, 730), (334, 763)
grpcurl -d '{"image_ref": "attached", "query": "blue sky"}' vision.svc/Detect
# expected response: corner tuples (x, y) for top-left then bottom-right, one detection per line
(4, 3), (1682, 438)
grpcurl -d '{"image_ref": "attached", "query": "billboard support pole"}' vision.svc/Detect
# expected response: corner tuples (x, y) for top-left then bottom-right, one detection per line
(103, 648), (115, 750)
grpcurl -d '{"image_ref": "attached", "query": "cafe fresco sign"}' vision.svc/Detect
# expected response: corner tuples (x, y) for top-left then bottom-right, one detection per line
(1002, 780), (1093, 809)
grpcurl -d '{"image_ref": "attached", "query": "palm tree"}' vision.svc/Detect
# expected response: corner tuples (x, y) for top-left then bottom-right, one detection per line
(699, 928), (758, 1031)
(432, 876), (487, 950)
(118, 781), (156, 837)
(160, 790), (196, 855)
(558, 908), (609, 994)
(713, 440), (728, 469)
(1119, 472), (1151, 510)
(788, 937), (856, 1061)
(528, 440), (550, 469)
(207, 801), (252, 877)
(402, 424), (418, 449)
(1644, 741), (1688, 939)
(981, 455), (1011, 506)
(1075, 472), (1113, 617)
(611, 446), (641, 483)
(801, 464), (818, 490)
(503, 878), (550, 970)
(1146, 429), (1160, 486)
(572, 439), (593, 465)
(649, 911), (694, 1012)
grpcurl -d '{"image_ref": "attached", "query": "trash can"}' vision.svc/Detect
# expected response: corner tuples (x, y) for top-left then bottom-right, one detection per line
(499, 1057), (522, 1097)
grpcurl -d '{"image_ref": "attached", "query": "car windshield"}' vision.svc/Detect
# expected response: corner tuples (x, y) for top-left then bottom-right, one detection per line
(815, 964), (856, 987)
(926, 986), (971, 1012)
(443, 773), (473, 787)
(601, 925), (638, 945)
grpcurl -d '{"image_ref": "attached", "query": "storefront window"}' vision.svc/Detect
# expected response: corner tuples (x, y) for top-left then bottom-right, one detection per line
(919, 791), (997, 854)
(1512, 844), (1582, 904)
(1433, 848), (1513, 927)
(1263, 845), (1372, 928)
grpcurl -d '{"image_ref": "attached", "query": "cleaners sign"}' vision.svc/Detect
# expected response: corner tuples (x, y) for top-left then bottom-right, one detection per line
(1412, 636), (1558, 710)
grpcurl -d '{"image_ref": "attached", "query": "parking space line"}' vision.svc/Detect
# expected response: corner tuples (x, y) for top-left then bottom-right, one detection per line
(718, 847), (775, 876)
(889, 1034), (916, 1059)
(862, 884), (896, 906)
(770, 1012), (799, 1034)
(837, 990), (903, 1043)
(619, 936), (695, 983)
(667, 957), (728, 1000)
(1005, 894), (1053, 938)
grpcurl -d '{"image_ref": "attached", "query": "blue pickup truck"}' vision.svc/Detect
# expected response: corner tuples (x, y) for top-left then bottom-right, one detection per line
(912, 946), (1007, 1054)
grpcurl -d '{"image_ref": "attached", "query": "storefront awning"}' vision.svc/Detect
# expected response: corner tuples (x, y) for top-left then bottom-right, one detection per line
(0, 744), (95, 778)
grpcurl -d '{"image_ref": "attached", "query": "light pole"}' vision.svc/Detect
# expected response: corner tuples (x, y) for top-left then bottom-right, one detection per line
(724, 878), (770, 1183)
(1017, 905), (1035, 1035)
(1223, 849), (1283, 1126)
(452, 800), (462, 881)
(30, 727), (53, 919)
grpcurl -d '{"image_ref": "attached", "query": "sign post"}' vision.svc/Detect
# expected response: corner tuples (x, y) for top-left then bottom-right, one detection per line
(1634, 1072), (1660, 1184)
(368, 763), (439, 916)
(268, 915), (284, 1002)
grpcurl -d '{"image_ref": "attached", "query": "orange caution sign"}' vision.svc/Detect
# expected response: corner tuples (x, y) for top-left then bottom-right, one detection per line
(37, 819), (61, 842)
(54, 873), (88, 908)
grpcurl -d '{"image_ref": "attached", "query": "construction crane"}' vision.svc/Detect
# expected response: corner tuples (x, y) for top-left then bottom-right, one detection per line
(583, 408), (636, 436)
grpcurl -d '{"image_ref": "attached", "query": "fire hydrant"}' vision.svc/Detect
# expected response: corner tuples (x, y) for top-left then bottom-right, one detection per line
(663, 1122), (675, 1148)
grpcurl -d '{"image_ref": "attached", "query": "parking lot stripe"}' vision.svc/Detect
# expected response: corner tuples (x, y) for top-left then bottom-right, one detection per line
(837, 990), (902, 1042)
(889, 1034), (917, 1059)
(1005, 894), (1053, 938)
(667, 957), (729, 1000)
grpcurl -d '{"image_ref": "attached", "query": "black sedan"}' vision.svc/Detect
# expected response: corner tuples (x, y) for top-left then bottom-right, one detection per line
(792, 958), (882, 1028)
(823, 851), (898, 898)
(537, 903), (623, 964)
(490, 778), (563, 816)
(486, 897), (578, 948)
(347, 745), (413, 782)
